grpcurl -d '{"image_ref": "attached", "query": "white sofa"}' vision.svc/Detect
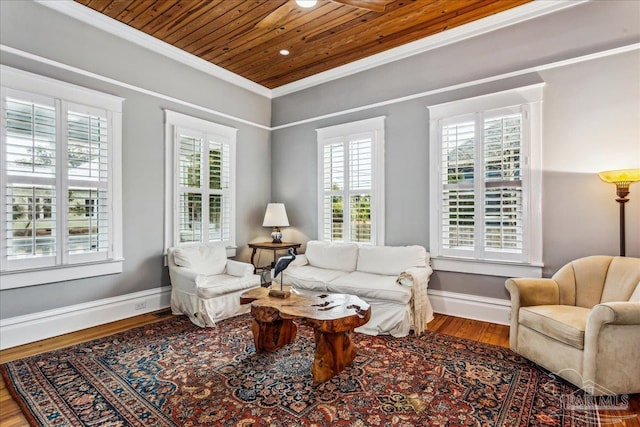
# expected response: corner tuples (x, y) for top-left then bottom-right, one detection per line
(168, 243), (260, 327)
(278, 240), (434, 337)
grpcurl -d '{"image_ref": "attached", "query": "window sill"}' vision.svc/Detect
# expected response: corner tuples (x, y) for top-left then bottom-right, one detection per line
(431, 257), (543, 278)
(0, 259), (124, 290)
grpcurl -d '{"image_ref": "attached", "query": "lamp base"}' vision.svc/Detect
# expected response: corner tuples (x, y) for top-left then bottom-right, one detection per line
(268, 289), (291, 298)
(271, 227), (282, 244)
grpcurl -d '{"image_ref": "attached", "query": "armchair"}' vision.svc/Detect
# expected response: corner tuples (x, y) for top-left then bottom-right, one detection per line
(506, 255), (640, 395)
(168, 243), (260, 327)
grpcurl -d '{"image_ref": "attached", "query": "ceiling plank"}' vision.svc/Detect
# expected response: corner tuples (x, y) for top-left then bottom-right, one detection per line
(240, 0), (463, 82)
(258, 0), (531, 87)
(243, 0), (521, 83)
(178, 1), (290, 54)
(151, 0), (234, 42)
(119, 0), (180, 28)
(208, 3), (364, 67)
(91, 0), (137, 19)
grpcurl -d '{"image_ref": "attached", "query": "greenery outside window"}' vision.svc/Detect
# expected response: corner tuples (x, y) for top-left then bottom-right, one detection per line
(164, 110), (236, 254)
(428, 85), (543, 277)
(0, 66), (123, 289)
(317, 117), (385, 245)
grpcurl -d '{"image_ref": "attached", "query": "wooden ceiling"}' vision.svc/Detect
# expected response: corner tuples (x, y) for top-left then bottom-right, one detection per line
(75, 0), (532, 89)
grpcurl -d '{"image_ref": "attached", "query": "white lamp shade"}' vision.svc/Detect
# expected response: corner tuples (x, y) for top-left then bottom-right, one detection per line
(262, 203), (290, 227)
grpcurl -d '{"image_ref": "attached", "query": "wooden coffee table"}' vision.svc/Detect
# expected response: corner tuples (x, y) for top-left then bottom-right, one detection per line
(240, 287), (371, 383)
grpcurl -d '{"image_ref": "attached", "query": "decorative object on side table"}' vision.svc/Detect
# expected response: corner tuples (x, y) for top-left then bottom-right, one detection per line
(268, 247), (296, 298)
(248, 241), (301, 273)
(598, 168), (640, 256)
(262, 203), (289, 243)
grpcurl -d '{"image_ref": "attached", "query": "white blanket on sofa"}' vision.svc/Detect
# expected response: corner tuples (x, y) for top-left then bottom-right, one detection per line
(397, 267), (434, 335)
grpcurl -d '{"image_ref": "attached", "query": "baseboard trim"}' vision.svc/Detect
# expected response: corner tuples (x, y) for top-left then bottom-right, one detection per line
(0, 286), (171, 350)
(428, 289), (511, 326)
(0, 287), (510, 349)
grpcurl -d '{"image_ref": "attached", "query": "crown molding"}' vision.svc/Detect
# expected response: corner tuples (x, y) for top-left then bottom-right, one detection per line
(271, 43), (639, 130)
(35, 0), (272, 98)
(35, 0), (586, 100)
(0, 44), (272, 130)
(271, 0), (587, 97)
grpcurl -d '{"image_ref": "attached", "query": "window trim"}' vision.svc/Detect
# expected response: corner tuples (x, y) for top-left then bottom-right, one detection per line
(164, 109), (237, 256)
(316, 116), (385, 245)
(0, 66), (124, 289)
(428, 85), (543, 278)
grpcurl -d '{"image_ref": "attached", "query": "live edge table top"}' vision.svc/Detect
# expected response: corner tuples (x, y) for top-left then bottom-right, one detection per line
(240, 287), (371, 333)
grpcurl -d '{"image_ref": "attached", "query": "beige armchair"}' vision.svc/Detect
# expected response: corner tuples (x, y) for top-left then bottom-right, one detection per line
(506, 255), (640, 396)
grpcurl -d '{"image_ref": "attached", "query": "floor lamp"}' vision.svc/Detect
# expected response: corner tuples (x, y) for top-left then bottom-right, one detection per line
(598, 169), (640, 256)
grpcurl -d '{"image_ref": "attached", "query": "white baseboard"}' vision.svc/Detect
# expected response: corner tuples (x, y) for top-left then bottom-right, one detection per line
(0, 286), (171, 350)
(428, 289), (511, 325)
(0, 287), (509, 350)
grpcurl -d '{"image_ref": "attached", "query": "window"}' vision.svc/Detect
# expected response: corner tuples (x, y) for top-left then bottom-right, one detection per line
(164, 110), (236, 254)
(428, 85), (543, 277)
(317, 116), (385, 245)
(0, 66), (123, 289)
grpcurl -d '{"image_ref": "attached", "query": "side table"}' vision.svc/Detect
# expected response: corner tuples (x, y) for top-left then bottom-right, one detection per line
(248, 241), (302, 274)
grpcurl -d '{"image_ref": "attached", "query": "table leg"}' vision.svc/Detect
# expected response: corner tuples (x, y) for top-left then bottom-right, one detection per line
(311, 329), (358, 382)
(250, 248), (258, 273)
(251, 318), (297, 353)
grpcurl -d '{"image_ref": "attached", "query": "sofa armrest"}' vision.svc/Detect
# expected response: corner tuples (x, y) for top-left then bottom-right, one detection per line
(583, 302), (640, 392)
(505, 278), (559, 352)
(589, 302), (640, 326)
(396, 266), (434, 335)
(397, 266), (433, 287)
(225, 259), (255, 277)
(290, 254), (308, 267)
(168, 265), (199, 293)
(505, 278), (560, 308)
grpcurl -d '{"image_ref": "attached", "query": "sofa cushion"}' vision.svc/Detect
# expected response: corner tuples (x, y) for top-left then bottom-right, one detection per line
(519, 305), (591, 350)
(357, 245), (427, 276)
(305, 241), (358, 272)
(173, 243), (227, 275)
(327, 271), (412, 304)
(283, 265), (348, 292)
(195, 274), (260, 298)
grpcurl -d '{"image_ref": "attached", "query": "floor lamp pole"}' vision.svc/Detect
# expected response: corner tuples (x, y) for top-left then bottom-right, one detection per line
(598, 169), (640, 258)
(617, 197), (628, 257)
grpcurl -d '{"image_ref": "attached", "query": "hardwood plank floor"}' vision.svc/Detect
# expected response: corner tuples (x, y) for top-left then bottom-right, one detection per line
(0, 312), (637, 426)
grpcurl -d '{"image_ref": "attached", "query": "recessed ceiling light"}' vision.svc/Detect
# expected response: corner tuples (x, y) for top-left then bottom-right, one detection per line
(280, 49), (290, 56)
(295, 0), (317, 7)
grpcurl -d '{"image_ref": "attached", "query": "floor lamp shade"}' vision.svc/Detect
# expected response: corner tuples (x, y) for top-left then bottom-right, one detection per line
(263, 203), (289, 243)
(598, 168), (640, 256)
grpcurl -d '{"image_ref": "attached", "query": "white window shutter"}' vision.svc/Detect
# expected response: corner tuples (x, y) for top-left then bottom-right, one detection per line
(317, 116), (385, 245)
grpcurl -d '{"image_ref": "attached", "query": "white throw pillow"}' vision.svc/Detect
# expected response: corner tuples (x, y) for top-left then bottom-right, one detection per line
(172, 243), (227, 275)
(305, 240), (358, 272)
(357, 245), (428, 276)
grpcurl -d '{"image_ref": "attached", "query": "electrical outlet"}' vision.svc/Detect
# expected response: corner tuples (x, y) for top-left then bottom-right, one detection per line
(135, 302), (147, 310)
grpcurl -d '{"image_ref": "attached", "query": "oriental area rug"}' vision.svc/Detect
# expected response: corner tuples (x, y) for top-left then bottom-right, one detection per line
(2, 314), (602, 427)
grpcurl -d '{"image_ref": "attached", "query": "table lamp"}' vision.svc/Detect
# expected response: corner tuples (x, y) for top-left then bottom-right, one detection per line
(262, 203), (289, 243)
(598, 168), (640, 256)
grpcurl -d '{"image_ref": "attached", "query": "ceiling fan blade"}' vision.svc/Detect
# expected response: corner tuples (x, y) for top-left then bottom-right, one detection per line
(332, 0), (387, 12)
(255, 2), (298, 29)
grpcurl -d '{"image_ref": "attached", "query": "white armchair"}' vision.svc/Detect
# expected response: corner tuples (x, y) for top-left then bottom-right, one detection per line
(167, 243), (260, 327)
(506, 255), (640, 396)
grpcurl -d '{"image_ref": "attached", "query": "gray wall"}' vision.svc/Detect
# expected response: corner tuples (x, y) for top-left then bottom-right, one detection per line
(271, 1), (640, 300)
(1, 1), (638, 319)
(0, 1), (272, 318)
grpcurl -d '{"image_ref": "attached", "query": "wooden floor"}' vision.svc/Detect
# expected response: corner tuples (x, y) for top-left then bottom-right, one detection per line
(1, 312), (638, 426)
